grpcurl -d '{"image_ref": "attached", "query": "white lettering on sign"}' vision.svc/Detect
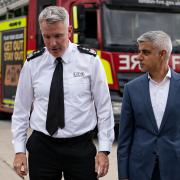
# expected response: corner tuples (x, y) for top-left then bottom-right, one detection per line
(119, 55), (129, 70)
(119, 54), (139, 70)
(172, 55), (180, 70)
(139, 0), (155, 4)
(131, 55), (139, 69)
(138, 0), (178, 6)
(118, 54), (180, 71)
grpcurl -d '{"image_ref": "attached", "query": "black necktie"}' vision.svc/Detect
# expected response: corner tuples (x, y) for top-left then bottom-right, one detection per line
(46, 57), (65, 136)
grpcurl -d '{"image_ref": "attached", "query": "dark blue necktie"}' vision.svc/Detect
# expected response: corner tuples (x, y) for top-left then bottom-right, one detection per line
(46, 57), (65, 136)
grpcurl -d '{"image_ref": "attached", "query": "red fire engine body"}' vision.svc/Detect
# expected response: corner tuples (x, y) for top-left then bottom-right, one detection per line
(1, 0), (180, 124)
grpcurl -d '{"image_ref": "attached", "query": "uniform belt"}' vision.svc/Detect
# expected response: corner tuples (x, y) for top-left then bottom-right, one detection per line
(33, 130), (93, 143)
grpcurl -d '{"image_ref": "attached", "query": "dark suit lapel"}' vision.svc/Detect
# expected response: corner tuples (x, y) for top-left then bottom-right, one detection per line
(140, 74), (159, 132)
(159, 70), (180, 132)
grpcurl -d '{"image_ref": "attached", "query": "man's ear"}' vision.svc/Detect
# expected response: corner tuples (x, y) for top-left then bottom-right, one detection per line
(159, 50), (167, 60)
(68, 25), (73, 38)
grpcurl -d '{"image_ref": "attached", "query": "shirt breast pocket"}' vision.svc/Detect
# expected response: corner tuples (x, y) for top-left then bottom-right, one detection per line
(67, 77), (90, 100)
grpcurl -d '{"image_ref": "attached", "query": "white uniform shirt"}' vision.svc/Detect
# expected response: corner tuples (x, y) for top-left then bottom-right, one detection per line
(12, 42), (114, 153)
(149, 68), (171, 129)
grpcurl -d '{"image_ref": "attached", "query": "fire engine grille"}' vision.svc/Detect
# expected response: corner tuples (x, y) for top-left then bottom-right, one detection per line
(117, 72), (144, 95)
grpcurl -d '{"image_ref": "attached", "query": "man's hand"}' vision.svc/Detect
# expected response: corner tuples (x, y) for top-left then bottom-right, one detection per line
(13, 152), (28, 179)
(95, 152), (109, 178)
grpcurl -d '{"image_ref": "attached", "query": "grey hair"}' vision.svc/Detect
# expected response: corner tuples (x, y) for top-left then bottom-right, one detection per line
(38, 6), (69, 27)
(137, 31), (172, 60)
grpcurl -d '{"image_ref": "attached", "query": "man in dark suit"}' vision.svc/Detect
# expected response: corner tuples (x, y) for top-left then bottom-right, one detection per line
(117, 30), (180, 180)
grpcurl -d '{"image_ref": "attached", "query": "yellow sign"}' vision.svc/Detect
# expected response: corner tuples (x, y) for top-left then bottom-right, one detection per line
(0, 17), (26, 31)
(0, 17), (27, 108)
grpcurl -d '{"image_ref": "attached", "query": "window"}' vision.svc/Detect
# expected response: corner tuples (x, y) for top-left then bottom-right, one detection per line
(102, 4), (180, 52)
(73, 5), (98, 48)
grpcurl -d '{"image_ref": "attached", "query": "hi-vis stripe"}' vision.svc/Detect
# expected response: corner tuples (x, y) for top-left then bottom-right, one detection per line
(3, 99), (14, 105)
(73, 33), (78, 43)
(27, 50), (33, 55)
(97, 50), (113, 85)
(73, 6), (78, 29)
(0, 17), (26, 31)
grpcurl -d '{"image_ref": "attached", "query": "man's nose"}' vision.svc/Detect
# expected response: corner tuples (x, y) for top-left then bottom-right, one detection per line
(136, 53), (143, 61)
(49, 38), (57, 46)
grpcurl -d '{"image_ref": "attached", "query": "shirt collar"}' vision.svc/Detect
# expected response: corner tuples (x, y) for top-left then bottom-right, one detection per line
(61, 41), (75, 64)
(48, 50), (56, 65)
(148, 66), (171, 83)
(166, 67), (171, 78)
(47, 41), (75, 65)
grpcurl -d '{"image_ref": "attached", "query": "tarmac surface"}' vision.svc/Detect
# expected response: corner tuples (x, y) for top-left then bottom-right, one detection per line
(0, 119), (118, 180)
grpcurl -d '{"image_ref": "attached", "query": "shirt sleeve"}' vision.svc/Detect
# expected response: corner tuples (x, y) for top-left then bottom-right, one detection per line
(11, 61), (33, 153)
(91, 55), (114, 152)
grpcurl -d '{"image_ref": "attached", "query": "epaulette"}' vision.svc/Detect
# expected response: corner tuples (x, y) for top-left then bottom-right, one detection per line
(27, 48), (45, 61)
(77, 46), (96, 57)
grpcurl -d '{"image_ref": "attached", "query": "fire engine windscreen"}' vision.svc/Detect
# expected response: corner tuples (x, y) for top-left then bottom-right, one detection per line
(102, 4), (180, 53)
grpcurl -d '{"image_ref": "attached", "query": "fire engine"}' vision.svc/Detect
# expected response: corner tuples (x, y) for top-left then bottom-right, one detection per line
(1, 0), (180, 124)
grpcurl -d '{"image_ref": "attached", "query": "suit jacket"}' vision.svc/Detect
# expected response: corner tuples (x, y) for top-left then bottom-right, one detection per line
(117, 69), (180, 180)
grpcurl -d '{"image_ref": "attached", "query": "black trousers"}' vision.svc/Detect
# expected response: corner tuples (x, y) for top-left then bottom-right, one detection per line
(151, 157), (161, 180)
(26, 131), (98, 180)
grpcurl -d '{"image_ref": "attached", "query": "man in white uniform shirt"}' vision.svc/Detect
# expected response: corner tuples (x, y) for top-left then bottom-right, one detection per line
(117, 31), (180, 180)
(12, 6), (114, 180)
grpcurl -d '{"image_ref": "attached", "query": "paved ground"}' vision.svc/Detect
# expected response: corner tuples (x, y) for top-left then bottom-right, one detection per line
(0, 120), (118, 180)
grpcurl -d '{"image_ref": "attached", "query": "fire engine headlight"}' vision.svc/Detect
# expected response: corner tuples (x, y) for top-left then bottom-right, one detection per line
(112, 101), (122, 116)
